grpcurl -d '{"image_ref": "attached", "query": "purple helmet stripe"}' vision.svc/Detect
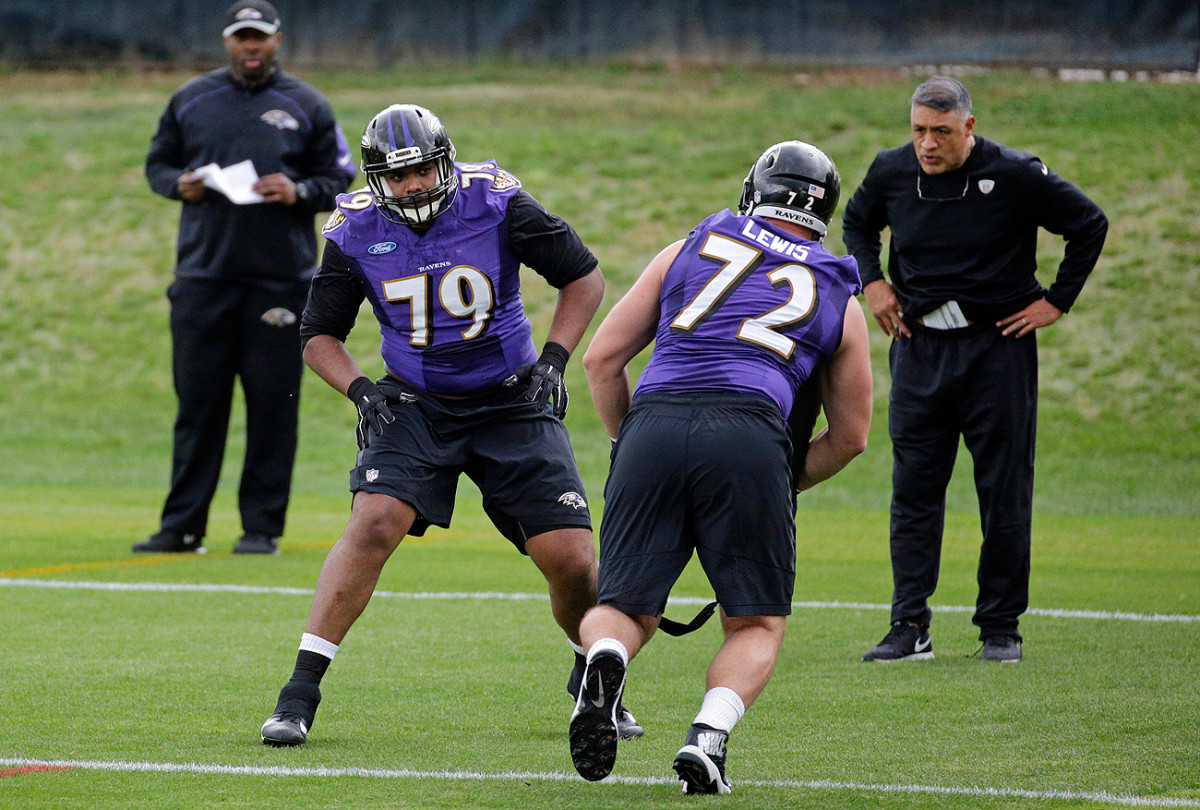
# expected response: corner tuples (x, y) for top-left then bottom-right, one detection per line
(386, 111), (398, 150)
(399, 111), (414, 147)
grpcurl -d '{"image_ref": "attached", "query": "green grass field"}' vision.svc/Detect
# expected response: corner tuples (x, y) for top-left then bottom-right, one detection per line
(1, 63), (1198, 808)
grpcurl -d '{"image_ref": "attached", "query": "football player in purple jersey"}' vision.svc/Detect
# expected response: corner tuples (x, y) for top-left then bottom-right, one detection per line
(570, 142), (873, 793)
(259, 104), (643, 746)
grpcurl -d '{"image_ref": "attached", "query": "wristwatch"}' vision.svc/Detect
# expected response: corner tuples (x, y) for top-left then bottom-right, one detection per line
(296, 181), (311, 202)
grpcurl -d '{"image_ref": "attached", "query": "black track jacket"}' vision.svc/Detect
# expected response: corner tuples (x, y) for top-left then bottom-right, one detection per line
(146, 67), (356, 283)
(842, 136), (1107, 322)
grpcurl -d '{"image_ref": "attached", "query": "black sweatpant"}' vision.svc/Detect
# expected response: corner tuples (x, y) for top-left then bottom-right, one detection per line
(887, 324), (1037, 640)
(159, 276), (307, 539)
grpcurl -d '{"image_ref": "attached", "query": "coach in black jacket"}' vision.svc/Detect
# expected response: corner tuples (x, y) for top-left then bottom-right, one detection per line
(843, 76), (1107, 663)
(136, 0), (355, 555)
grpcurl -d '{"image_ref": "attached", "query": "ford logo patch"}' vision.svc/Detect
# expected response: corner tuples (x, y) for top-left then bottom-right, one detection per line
(368, 241), (397, 255)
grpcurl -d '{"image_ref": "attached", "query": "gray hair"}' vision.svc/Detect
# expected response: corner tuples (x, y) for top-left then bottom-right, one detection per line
(911, 76), (972, 115)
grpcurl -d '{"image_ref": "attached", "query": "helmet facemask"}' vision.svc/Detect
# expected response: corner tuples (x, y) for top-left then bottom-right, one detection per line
(366, 152), (457, 226)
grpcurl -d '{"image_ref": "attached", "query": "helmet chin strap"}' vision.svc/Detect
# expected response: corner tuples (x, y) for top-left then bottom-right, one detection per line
(370, 179), (450, 226)
(394, 186), (450, 225)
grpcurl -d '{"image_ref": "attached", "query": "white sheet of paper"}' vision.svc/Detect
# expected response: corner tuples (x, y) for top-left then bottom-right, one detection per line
(194, 160), (264, 204)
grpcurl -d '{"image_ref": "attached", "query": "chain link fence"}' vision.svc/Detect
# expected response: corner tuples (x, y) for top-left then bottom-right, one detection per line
(2, 0), (1196, 72)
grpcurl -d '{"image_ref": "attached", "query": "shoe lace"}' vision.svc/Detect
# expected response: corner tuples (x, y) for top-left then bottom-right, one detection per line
(883, 622), (917, 645)
(270, 711), (304, 723)
(971, 636), (1019, 658)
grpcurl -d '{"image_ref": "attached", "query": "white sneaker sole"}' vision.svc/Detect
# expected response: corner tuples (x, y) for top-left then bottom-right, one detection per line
(871, 650), (935, 662)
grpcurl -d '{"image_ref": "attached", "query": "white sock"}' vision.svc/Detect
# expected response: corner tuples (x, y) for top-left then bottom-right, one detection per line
(570, 640), (586, 656)
(299, 633), (339, 660)
(586, 637), (629, 667)
(693, 686), (745, 733)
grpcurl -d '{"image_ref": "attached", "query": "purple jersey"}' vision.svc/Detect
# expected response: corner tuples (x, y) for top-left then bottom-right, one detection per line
(322, 161), (538, 395)
(636, 208), (862, 415)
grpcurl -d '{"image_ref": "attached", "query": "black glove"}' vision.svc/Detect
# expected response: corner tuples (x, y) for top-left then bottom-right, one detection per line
(514, 342), (570, 419)
(346, 376), (395, 451)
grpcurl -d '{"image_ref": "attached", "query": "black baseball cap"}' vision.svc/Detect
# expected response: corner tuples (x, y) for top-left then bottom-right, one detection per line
(222, 0), (281, 37)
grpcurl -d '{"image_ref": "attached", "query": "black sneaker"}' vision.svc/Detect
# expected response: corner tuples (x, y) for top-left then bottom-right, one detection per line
(131, 531), (205, 554)
(261, 681), (321, 747)
(568, 651), (643, 739)
(568, 650), (626, 781)
(980, 635), (1022, 662)
(673, 724), (732, 795)
(233, 533), (280, 555)
(862, 622), (934, 662)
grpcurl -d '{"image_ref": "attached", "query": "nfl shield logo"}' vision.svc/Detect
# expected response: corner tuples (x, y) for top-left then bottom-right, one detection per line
(366, 468), (379, 482)
(978, 179), (995, 195)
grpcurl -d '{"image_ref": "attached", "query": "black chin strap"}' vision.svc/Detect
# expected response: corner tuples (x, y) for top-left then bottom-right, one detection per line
(658, 601), (719, 637)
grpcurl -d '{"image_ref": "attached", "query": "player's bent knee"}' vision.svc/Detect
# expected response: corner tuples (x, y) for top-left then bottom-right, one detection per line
(527, 529), (597, 587)
(345, 492), (415, 552)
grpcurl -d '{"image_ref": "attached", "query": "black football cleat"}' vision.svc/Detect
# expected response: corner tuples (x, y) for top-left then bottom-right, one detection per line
(568, 651), (643, 739)
(673, 724), (732, 795)
(568, 650), (627, 781)
(615, 707), (643, 739)
(260, 712), (309, 747)
(261, 681), (320, 747)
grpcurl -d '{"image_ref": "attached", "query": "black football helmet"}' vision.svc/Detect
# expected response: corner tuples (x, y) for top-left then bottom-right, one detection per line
(361, 104), (458, 226)
(738, 141), (840, 240)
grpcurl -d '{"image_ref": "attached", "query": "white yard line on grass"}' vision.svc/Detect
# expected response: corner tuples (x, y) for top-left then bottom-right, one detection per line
(1, 757), (1197, 807)
(2, 578), (1198, 623)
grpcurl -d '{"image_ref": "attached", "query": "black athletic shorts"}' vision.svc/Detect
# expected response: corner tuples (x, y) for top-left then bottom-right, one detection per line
(597, 392), (797, 617)
(350, 376), (592, 553)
